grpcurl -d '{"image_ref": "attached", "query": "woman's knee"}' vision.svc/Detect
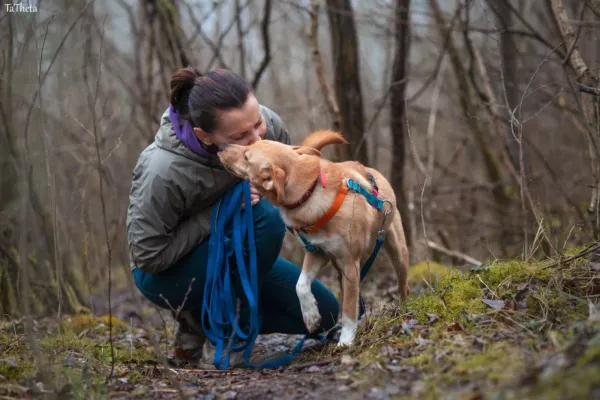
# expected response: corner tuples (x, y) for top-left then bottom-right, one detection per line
(252, 198), (286, 245)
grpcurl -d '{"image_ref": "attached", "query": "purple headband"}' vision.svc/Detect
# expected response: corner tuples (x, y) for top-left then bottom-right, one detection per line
(169, 104), (218, 156)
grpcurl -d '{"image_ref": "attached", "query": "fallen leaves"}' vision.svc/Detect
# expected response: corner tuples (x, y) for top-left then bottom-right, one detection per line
(481, 299), (506, 310)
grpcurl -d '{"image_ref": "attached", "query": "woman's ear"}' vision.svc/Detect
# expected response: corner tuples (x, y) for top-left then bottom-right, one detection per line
(193, 127), (213, 146)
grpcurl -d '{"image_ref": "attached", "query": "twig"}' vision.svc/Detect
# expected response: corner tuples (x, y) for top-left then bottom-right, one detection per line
(22, 0), (96, 150)
(544, 243), (600, 269)
(90, 17), (115, 381)
(424, 240), (482, 266)
(251, 0), (272, 89)
(309, 0), (341, 131)
(235, 0), (247, 79)
(578, 84), (600, 97)
(36, 12), (62, 321)
(425, 54), (447, 188)
(562, 0), (586, 66)
(289, 359), (337, 370)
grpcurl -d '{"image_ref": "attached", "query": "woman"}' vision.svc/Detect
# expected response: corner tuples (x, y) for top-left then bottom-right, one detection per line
(126, 67), (340, 368)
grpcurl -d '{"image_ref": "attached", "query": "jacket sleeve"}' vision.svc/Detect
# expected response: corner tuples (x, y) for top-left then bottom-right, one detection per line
(127, 172), (212, 274)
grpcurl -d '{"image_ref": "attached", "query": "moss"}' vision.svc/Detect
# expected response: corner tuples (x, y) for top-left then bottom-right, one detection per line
(576, 341), (600, 367)
(408, 261), (452, 285)
(61, 314), (127, 334)
(446, 342), (526, 384)
(524, 364), (600, 400)
(0, 359), (35, 381)
(405, 269), (486, 323)
(40, 332), (95, 355)
(476, 259), (552, 292)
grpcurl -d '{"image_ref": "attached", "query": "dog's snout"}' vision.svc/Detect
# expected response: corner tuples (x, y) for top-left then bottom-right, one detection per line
(218, 143), (230, 151)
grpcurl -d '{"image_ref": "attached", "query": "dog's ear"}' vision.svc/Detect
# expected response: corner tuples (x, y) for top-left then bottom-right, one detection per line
(292, 146), (321, 158)
(259, 165), (286, 203)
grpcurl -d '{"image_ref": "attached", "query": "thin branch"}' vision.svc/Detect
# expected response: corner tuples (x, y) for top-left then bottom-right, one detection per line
(36, 14), (62, 319)
(90, 17), (115, 380)
(424, 239), (482, 265)
(235, 0), (247, 79)
(251, 0), (272, 89)
(22, 0), (96, 148)
(562, 0), (586, 66)
(309, 0), (341, 131)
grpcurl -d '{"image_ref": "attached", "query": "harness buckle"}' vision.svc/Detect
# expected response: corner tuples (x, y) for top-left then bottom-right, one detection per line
(381, 200), (393, 216)
(377, 229), (386, 239)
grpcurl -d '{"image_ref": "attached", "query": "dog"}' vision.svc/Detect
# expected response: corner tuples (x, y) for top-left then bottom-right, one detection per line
(217, 130), (409, 347)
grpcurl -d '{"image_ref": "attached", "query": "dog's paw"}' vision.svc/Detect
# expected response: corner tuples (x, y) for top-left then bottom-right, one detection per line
(338, 315), (357, 346)
(338, 329), (356, 347)
(302, 307), (322, 333)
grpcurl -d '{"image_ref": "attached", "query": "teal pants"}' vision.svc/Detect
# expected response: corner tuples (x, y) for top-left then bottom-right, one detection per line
(132, 199), (344, 335)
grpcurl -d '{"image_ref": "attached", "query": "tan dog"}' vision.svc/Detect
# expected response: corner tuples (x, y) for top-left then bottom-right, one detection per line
(217, 130), (409, 347)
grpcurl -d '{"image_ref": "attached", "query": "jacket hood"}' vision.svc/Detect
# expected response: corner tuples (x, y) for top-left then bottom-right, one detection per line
(154, 107), (217, 165)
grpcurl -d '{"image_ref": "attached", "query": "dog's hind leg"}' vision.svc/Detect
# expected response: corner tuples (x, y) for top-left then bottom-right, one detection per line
(382, 211), (410, 301)
(337, 257), (361, 347)
(297, 251), (329, 333)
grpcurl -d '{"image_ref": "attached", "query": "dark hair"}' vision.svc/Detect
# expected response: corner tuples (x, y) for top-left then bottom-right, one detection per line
(170, 67), (253, 134)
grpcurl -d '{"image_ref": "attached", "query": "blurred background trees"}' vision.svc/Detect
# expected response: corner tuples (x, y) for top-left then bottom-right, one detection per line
(1, 0), (598, 317)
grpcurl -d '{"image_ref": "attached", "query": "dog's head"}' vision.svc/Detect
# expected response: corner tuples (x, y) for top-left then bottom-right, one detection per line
(217, 140), (321, 205)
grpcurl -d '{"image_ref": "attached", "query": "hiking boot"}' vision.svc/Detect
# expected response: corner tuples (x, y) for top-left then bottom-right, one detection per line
(198, 340), (292, 370)
(173, 310), (206, 362)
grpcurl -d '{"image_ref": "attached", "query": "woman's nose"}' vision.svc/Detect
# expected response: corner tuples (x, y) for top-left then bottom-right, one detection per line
(247, 132), (262, 145)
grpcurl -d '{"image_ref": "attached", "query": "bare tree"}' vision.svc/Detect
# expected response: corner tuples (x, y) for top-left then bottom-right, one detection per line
(549, 0), (600, 238)
(390, 0), (413, 249)
(325, 0), (368, 164)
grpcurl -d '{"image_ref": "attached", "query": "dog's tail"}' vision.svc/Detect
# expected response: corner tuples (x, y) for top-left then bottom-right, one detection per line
(300, 129), (348, 150)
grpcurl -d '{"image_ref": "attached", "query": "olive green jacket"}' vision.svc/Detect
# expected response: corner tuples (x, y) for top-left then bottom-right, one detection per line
(126, 105), (290, 273)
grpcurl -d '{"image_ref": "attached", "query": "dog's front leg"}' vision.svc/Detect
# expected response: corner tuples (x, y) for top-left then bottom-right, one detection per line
(297, 251), (329, 333)
(338, 258), (361, 347)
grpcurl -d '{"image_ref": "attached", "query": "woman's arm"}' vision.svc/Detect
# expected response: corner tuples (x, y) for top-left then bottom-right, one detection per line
(127, 173), (212, 273)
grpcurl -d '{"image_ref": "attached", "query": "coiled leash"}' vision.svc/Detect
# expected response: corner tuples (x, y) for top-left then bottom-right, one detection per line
(201, 181), (334, 370)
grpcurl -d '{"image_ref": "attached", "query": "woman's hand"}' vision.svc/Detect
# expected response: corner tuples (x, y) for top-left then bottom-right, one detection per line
(242, 182), (262, 210)
(250, 183), (261, 206)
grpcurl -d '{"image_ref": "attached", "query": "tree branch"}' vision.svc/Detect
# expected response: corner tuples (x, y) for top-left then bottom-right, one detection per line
(309, 0), (341, 131)
(251, 0), (272, 89)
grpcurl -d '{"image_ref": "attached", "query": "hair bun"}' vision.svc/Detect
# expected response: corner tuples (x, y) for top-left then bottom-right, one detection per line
(170, 66), (203, 114)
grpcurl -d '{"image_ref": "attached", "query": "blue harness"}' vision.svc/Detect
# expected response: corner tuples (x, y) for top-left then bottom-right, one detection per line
(201, 176), (391, 370)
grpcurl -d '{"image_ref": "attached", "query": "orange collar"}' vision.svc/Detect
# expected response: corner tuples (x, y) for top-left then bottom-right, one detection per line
(293, 182), (349, 234)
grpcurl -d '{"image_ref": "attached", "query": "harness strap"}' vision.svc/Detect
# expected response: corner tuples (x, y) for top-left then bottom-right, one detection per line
(346, 178), (386, 211)
(298, 184), (349, 234)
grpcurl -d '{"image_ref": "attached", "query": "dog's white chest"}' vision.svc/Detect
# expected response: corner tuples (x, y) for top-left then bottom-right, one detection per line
(294, 231), (345, 254)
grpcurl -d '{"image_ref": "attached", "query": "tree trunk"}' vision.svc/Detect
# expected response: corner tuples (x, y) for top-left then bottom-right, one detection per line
(390, 0), (413, 250)
(487, 0), (522, 173)
(549, 0), (600, 238)
(325, 0), (368, 165)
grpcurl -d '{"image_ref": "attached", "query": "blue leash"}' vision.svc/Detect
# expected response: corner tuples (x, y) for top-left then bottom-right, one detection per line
(201, 181), (332, 370)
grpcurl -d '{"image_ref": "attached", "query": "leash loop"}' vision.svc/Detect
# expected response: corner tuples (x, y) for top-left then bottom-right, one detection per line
(202, 181), (333, 370)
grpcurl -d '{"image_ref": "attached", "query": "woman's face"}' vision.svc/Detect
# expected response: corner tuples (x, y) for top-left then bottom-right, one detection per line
(193, 94), (267, 148)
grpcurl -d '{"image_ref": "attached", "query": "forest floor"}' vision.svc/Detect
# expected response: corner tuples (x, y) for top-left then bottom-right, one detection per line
(1, 244), (600, 399)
